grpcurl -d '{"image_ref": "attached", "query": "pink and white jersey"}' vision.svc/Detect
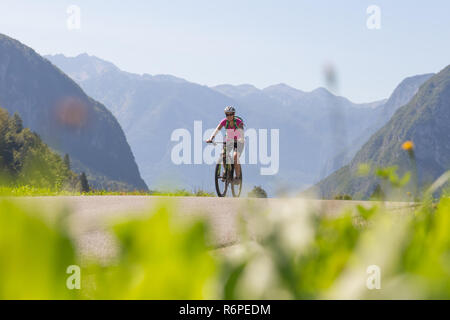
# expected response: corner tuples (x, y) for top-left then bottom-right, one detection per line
(219, 117), (244, 141)
(219, 117), (243, 128)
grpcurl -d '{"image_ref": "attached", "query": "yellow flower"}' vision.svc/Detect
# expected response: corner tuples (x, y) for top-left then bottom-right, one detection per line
(402, 141), (414, 151)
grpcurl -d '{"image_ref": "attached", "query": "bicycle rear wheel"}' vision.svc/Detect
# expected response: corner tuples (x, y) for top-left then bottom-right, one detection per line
(215, 163), (228, 197)
(231, 165), (242, 197)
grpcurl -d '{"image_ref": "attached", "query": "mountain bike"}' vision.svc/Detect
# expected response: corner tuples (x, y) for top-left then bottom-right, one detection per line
(206, 141), (243, 197)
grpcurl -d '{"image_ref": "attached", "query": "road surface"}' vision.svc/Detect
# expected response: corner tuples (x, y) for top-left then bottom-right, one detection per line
(10, 196), (417, 262)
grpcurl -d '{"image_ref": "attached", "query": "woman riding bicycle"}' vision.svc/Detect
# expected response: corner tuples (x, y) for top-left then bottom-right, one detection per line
(206, 106), (244, 183)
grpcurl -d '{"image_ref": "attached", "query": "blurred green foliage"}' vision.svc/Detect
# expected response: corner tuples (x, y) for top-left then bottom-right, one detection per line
(375, 166), (411, 188)
(0, 172), (449, 299)
(218, 197), (450, 299)
(398, 197), (450, 298)
(0, 200), (77, 299)
(0, 199), (217, 299)
(81, 202), (217, 299)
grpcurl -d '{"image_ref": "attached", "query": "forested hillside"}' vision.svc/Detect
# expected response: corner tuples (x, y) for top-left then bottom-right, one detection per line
(0, 107), (76, 189)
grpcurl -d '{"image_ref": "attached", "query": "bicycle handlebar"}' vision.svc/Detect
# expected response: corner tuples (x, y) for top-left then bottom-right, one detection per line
(206, 141), (226, 145)
(206, 140), (243, 146)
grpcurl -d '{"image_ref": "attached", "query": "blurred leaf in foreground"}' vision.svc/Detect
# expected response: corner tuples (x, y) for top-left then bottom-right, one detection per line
(83, 201), (218, 299)
(0, 200), (77, 299)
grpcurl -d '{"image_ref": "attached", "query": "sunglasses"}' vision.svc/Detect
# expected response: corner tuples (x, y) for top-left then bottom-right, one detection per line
(225, 113), (234, 117)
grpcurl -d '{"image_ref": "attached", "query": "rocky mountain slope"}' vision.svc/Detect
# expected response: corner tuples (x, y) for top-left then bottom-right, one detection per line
(0, 34), (147, 190)
(312, 66), (450, 199)
(325, 73), (434, 174)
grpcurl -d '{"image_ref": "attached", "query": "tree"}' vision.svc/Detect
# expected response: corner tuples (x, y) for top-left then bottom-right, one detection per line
(0, 108), (12, 175)
(79, 172), (90, 193)
(11, 113), (23, 133)
(370, 184), (385, 200)
(248, 185), (268, 198)
(64, 154), (71, 171)
(333, 194), (352, 200)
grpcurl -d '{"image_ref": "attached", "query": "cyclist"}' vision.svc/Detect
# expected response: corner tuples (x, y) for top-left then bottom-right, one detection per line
(206, 106), (244, 183)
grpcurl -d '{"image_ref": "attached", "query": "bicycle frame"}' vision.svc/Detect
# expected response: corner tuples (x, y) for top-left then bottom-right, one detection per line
(207, 140), (242, 197)
(210, 141), (237, 166)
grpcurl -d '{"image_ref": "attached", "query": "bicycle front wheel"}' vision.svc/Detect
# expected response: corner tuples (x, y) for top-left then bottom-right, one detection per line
(231, 165), (242, 197)
(215, 163), (228, 197)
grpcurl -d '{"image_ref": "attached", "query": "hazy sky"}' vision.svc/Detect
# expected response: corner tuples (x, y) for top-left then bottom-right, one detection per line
(1, 0), (449, 102)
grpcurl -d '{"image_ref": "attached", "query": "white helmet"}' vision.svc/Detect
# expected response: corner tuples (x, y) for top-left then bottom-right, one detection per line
(224, 106), (235, 114)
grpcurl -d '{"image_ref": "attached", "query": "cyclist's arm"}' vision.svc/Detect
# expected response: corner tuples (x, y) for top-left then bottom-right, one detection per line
(208, 124), (223, 142)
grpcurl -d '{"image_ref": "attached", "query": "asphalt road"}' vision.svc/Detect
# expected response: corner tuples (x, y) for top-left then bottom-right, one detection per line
(13, 196), (418, 262)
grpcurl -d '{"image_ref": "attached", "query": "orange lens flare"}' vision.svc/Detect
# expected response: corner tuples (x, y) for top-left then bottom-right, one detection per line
(54, 97), (87, 128)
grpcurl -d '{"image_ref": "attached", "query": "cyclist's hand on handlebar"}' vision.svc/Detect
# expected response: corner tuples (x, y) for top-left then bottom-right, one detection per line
(206, 138), (213, 143)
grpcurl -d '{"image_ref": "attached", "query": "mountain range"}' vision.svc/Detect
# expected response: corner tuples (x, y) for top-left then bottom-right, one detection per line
(47, 53), (423, 195)
(312, 65), (450, 199)
(324, 73), (434, 174)
(0, 34), (147, 191)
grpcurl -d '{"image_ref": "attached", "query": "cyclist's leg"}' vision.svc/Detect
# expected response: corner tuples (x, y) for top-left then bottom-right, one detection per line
(221, 143), (230, 164)
(224, 140), (234, 165)
(234, 141), (243, 179)
(221, 146), (226, 163)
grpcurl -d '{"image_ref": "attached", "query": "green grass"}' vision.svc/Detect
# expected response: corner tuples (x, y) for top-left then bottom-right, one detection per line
(0, 186), (77, 196)
(0, 186), (214, 197)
